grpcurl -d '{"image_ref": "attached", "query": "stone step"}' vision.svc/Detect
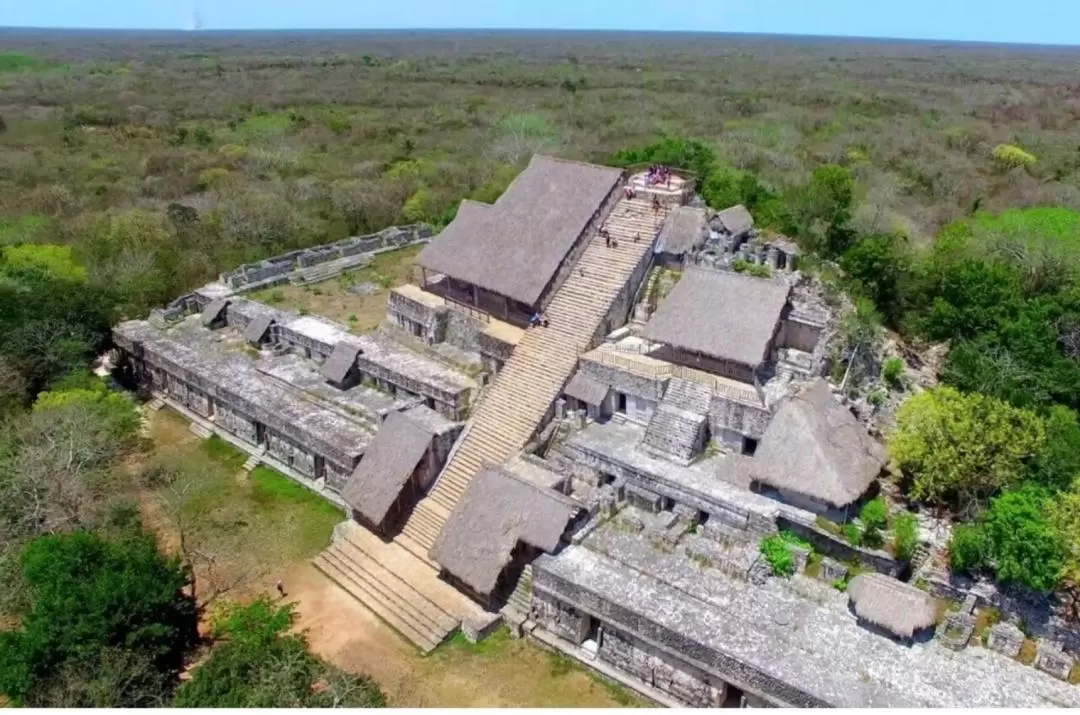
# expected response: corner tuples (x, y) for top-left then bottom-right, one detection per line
(322, 545), (454, 644)
(642, 405), (707, 463)
(334, 537), (458, 632)
(664, 376), (714, 414)
(241, 453), (261, 473)
(312, 553), (442, 653)
(148, 397), (166, 412)
(188, 420), (213, 440)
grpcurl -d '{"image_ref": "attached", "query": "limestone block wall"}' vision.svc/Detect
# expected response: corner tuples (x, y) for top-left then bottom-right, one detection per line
(386, 290), (447, 344)
(708, 395), (771, 442)
(220, 224), (432, 292)
(444, 309), (486, 353)
(532, 566), (823, 707)
(580, 360), (668, 403)
(216, 404), (259, 444)
(778, 318), (823, 354)
(598, 624), (728, 708)
(354, 357), (466, 420)
(266, 430), (317, 477)
(560, 441), (776, 536)
(325, 460), (353, 493)
(478, 331), (515, 364)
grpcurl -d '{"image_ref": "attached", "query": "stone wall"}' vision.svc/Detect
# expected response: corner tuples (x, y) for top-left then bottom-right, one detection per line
(266, 429), (317, 477)
(776, 515), (903, 577)
(532, 567), (824, 707)
(325, 460), (353, 493)
(220, 224), (432, 292)
(386, 289), (447, 345)
(444, 308), (487, 354)
(216, 404), (259, 444)
(580, 360), (668, 402)
(560, 441), (776, 536)
(597, 623), (728, 707)
(778, 318), (823, 354)
(708, 395), (771, 442)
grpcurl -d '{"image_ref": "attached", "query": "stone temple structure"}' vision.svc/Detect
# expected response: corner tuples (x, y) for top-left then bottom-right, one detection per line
(113, 155), (1080, 706)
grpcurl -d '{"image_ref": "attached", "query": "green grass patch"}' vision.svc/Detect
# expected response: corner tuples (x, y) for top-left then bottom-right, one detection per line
(0, 215), (51, 245)
(200, 434), (247, 470)
(434, 625), (512, 658)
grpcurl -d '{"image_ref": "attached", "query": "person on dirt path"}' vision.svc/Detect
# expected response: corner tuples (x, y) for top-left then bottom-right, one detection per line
(276, 580), (286, 598)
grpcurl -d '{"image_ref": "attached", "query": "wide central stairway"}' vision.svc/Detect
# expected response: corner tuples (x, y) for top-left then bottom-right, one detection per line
(314, 194), (669, 652)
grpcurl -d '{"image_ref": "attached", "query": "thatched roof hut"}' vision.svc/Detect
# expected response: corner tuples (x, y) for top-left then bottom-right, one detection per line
(848, 573), (936, 640)
(431, 464), (580, 597)
(716, 204), (754, 237)
(751, 380), (887, 509)
(657, 206), (708, 257)
(417, 155), (623, 307)
(641, 267), (790, 367)
(342, 410), (433, 525)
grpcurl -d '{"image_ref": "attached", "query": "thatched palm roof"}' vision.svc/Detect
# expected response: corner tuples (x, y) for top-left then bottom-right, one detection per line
(658, 206), (708, 256)
(563, 370), (609, 406)
(751, 380), (886, 508)
(242, 314), (275, 344)
(321, 341), (361, 384)
(417, 155), (623, 307)
(342, 411), (433, 524)
(431, 464), (580, 596)
(716, 204), (754, 237)
(201, 298), (229, 327)
(640, 267), (790, 366)
(847, 573), (936, 639)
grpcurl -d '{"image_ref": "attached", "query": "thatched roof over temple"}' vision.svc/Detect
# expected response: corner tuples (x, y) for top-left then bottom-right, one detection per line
(343, 410), (433, 525)
(563, 370), (609, 406)
(201, 297), (229, 327)
(322, 341), (361, 384)
(751, 379), (886, 508)
(417, 155), (623, 307)
(658, 206), (708, 256)
(641, 267), (789, 367)
(431, 464), (580, 596)
(847, 573), (937, 639)
(716, 204), (754, 237)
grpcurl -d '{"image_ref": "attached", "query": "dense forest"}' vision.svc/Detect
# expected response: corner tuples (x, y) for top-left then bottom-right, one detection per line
(2, 29), (1080, 702)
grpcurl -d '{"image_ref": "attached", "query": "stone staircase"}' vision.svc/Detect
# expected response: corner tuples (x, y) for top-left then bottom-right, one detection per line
(504, 564), (534, 616)
(399, 197), (670, 556)
(148, 396), (166, 412)
(292, 253), (372, 285)
(241, 446), (265, 473)
(641, 378), (712, 464)
(312, 521), (484, 653)
(188, 420), (213, 440)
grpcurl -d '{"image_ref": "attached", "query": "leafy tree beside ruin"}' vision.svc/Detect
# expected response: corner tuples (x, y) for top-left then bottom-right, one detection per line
(888, 387), (1045, 511)
(0, 529), (197, 706)
(174, 596), (385, 708)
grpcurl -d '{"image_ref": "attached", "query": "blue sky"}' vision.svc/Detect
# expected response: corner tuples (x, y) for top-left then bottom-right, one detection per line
(3, 0), (1078, 46)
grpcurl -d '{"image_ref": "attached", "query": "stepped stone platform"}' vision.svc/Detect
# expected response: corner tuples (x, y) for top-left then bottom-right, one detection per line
(312, 521), (488, 653)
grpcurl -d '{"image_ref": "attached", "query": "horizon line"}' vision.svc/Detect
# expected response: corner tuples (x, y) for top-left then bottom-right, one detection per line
(1, 25), (1078, 50)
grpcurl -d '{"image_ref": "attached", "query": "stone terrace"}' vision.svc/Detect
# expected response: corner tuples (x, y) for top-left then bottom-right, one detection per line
(534, 523), (1080, 708)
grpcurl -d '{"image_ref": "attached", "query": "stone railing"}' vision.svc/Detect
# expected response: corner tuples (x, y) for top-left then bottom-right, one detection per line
(219, 224), (432, 292)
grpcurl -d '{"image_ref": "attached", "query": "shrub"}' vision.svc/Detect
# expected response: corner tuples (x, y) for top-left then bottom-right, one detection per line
(843, 522), (863, 546)
(198, 167), (231, 189)
(991, 143), (1036, 170)
(982, 487), (1063, 593)
(949, 524), (990, 574)
(882, 357), (905, 390)
(402, 188), (437, 224)
(731, 258), (771, 278)
(892, 512), (920, 561)
(859, 497), (889, 547)
(760, 535), (795, 577)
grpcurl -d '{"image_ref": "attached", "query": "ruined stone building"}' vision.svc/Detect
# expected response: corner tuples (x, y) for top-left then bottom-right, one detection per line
(113, 156), (1080, 707)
